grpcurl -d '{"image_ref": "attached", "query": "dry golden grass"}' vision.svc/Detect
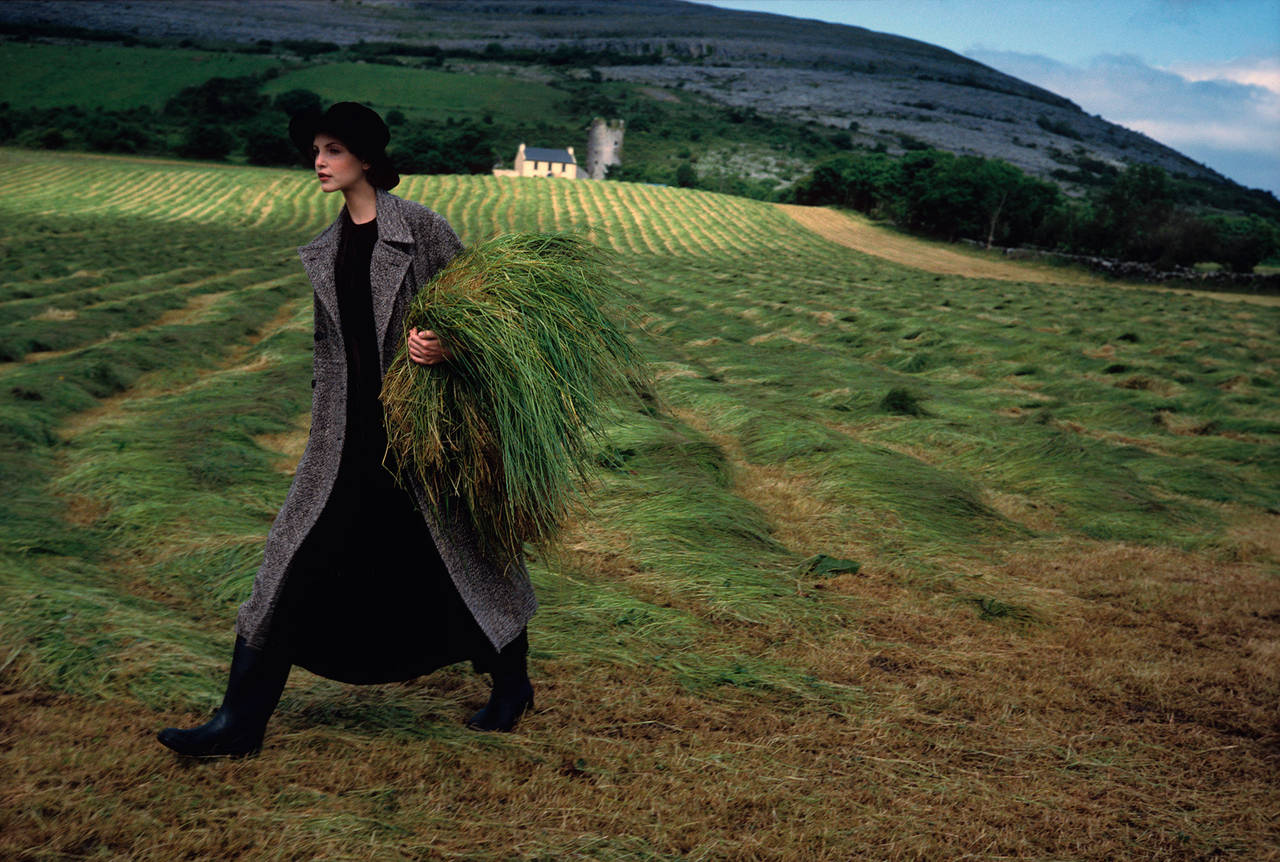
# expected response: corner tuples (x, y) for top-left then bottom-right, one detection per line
(779, 204), (1280, 307)
(31, 306), (79, 321)
(777, 203), (1099, 285)
(253, 411), (311, 475)
(5, 521), (1277, 861)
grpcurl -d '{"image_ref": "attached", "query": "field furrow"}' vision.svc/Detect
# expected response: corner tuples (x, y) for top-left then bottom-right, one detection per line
(618, 184), (665, 255)
(58, 288), (306, 443)
(246, 176), (291, 228)
(1, 271), (298, 368)
(0, 264), (203, 307)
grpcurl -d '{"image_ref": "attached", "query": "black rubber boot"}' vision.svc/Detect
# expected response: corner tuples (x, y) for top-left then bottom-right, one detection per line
(157, 634), (292, 758)
(467, 629), (533, 733)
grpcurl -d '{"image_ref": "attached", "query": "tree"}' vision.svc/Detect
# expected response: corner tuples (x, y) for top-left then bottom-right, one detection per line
(176, 122), (233, 160)
(965, 158), (1060, 247)
(278, 39), (340, 57)
(39, 128), (66, 149)
(165, 75), (269, 122)
(883, 149), (961, 236)
(389, 119), (498, 175)
(605, 163), (664, 184)
(1093, 163), (1175, 260)
(674, 161), (697, 188)
(1147, 212), (1214, 269)
(1210, 214), (1278, 273)
(245, 126), (298, 166)
(789, 152), (891, 213)
(83, 116), (151, 154)
(273, 89), (323, 120)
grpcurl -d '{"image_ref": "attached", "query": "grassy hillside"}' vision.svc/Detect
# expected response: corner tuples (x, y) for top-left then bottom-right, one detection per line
(259, 62), (568, 128)
(0, 40), (279, 111)
(1, 147), (1277, 859)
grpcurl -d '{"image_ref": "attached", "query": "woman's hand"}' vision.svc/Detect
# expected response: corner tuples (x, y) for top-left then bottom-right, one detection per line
(408, 327), (453, 366)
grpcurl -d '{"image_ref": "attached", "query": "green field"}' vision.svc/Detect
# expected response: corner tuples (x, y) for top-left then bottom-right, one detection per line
(1, 146), (1277, 859)
(0, 41), (280, 111)
(260, 62), (570, 126)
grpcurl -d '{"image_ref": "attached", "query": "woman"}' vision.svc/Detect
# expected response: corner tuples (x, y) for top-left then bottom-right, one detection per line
(158, 102), (538, 758)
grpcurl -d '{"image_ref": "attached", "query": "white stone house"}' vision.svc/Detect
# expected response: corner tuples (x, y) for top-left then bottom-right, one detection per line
(492, 143), (579, 179)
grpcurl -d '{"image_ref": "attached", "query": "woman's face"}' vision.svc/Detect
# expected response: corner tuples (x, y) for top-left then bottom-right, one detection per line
(312, 133), (371, 193)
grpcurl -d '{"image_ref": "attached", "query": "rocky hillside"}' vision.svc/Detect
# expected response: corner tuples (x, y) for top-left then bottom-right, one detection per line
(0, 0), (1227, 189)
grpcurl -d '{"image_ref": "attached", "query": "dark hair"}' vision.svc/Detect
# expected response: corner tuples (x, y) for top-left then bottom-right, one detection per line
(359, 151), (399, 192)
(320, 136), (399, 191)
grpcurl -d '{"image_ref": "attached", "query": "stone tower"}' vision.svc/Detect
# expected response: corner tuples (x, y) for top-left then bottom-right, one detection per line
(585, 117), (624, 180)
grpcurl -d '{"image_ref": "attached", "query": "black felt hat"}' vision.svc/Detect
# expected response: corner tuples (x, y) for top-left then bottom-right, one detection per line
(289, 101), (399, 190)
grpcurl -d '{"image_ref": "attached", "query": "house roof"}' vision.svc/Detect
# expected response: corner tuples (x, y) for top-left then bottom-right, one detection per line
(524, 146), (576, 164)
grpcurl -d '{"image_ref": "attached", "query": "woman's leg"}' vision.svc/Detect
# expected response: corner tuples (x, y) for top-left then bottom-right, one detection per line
(156, 501), (343, 757)
(155, 624), (294, 758)
(467, 627), (533, 732)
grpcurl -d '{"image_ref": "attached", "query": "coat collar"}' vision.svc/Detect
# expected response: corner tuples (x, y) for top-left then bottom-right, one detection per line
(298, 187), (415, 369)
(297, 186), (414, 258)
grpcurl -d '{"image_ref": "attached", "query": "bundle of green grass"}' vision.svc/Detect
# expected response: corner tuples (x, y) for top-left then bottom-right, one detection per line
(381, 232), (648, 565)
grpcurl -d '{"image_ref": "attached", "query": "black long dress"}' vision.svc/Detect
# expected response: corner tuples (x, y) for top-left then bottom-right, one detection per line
(274, 208), (503, 684)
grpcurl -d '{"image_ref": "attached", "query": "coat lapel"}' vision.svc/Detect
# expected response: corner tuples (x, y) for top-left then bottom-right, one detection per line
(297, 187), (416, 371)
(370, 187), (414, 361)
(298, 214), (342, 344)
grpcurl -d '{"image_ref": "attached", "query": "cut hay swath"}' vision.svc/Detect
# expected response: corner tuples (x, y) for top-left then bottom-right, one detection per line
(380, 232), (648, 566)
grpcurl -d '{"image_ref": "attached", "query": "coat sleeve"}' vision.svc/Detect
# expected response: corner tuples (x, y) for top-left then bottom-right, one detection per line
(414, 210), (464, 293)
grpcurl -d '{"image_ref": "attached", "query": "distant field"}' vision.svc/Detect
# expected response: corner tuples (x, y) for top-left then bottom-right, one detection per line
(0, 41), (280, 110)
(0, 40), (575, 126)
(2, 147), (1277, 860)
(260, 62), (570, 125)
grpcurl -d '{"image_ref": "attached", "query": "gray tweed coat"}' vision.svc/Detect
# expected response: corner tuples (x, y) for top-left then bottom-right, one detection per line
(236, 186), (538, 653)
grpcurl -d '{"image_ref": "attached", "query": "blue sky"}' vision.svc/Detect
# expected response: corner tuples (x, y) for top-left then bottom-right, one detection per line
(693, 0), (1280, 194)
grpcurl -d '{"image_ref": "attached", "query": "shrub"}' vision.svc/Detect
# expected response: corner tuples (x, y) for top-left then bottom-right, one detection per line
(1208, 214), (1278, 273)
(165, 75), (268, 121)
(675, 161), (698, 188)
(245, 128), (297, 166)
(175, 122), (233, 160)
(273, 88), (323, 119)
(389, 118), (499, 175)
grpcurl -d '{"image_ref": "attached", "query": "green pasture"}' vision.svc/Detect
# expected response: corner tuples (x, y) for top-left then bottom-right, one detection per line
(0, 41), (279, 110)
(1, 147), (1277, 858)
(260, 62), (568, 126)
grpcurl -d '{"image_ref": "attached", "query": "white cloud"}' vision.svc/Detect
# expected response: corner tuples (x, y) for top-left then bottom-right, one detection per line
(1127, 119), (1266, 150)
(966, 48), (1280, 193)
(1164, 56), (1280, 97)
